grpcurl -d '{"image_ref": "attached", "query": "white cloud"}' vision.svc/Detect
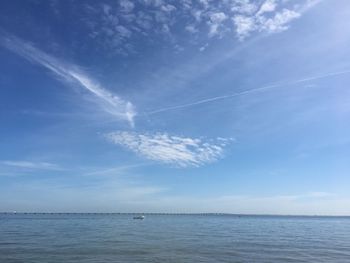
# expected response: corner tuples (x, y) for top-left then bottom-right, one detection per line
(106, 131), (233, 167)
(256, 0), (277, 16)
(208, 24), (219, 37)
(1, 35), (136, 126)
(161, 4), (176, 13)
(233, 5), (302, 40)
(102, 4), (111, 15)
(199, 0), (210, 9)
(115, 25), (132, 38)
(135, 11), (153, 30)
(208, 12), (228, 37)
(231, 0), (258, 15)
(120, 0), (135, 13)
(192, 9), (203, 22)
(185, 25), (198, 34)
(209, 12), (227, 24)
(258, 9), (301, 33)
(142, 0), (164, 8)
(233, 15), (256, 40)
(1, 160), (61, 170)
(307, 192), (335, 198)
(83, 0), (321, 51)
(199, 43), (209, 52)
(180, 0), (192, 10)
(161, 24), (170, 34)
(303, 0), (323, 10)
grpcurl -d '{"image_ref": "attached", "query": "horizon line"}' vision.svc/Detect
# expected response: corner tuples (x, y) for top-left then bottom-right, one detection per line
(1, 212), (350, 217)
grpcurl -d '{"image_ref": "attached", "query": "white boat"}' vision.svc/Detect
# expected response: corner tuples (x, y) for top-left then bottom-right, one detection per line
(133, 215), (145, 220)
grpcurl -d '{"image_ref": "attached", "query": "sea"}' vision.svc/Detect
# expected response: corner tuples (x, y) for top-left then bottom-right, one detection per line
(1, 213), (350, 263)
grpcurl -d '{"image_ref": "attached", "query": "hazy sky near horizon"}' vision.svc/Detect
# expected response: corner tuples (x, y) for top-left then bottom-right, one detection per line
(1, 0), (350, 215)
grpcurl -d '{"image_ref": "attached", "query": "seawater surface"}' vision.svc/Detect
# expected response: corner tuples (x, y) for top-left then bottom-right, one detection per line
(1, 213), (350, 263)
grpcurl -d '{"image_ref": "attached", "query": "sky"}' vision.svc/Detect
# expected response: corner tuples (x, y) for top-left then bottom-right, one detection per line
(0, 0), (350, 215)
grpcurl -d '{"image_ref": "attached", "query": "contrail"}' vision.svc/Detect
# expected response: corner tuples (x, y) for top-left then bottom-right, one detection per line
(0, 34), (136, 126)
(144, 0), (327, 116)
(146, 69), (350, 115)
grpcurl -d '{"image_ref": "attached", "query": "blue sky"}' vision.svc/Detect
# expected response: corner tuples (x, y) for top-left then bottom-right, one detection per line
(1, 0), (350, 215)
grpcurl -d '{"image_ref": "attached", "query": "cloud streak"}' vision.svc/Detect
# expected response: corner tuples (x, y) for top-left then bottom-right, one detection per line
(1, 160), (62, 170)
(147, 69), (350, 115)
(0, 35), (136, 126)
(106, 131), (233, 167)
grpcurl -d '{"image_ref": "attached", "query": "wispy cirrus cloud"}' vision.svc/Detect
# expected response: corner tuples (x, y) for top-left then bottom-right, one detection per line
(105, 131), (233, 167)
(1, 160), (62, 170)
(0, 35), (136, 126)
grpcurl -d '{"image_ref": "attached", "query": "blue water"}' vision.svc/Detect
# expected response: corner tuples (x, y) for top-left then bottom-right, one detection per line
(1, 214), (350, 262)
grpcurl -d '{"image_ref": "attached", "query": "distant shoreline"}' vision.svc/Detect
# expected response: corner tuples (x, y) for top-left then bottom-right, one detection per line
(1, 212), (349, 217)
